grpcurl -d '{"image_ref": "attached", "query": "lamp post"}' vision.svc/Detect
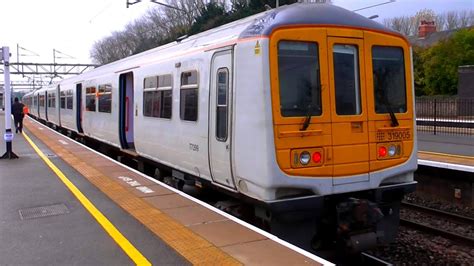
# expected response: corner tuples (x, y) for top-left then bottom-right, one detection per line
(1, 46), (19, 159)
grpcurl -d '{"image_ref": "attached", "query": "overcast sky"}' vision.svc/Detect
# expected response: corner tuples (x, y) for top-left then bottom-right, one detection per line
(0, 0), (473, 83)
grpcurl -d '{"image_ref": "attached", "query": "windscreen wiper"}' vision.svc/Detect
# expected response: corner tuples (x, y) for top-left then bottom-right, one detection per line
(300, 104), (313, 131)
(379, 89), (399, 127)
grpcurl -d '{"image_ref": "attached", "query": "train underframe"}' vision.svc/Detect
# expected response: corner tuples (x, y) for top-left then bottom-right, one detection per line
(257, 181), (417, 254)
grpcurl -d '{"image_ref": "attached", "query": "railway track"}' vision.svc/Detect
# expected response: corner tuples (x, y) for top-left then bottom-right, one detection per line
(400, 202), (474, 246)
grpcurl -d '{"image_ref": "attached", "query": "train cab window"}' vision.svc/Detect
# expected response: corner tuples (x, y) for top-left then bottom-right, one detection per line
(216, 68), (229, 141)
(143, 75), (172, 119)
(60, 91), (66, 109)
(372, 46), (407, 113)
(98, 84), (112, 113)
(278, 41), (322, 117)
(86, 87), (96, 112)
(180, 71), (198, 121)
(66, 90), (73, 110)
(333, 44), (361, 115)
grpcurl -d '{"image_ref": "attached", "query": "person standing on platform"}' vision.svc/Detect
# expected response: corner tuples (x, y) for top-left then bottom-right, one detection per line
(12, 97), (25, 133)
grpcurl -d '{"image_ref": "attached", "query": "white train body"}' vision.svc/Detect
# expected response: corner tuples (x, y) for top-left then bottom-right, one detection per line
(25, 4), (418, 251)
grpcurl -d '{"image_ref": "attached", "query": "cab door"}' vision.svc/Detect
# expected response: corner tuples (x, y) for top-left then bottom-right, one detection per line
(209, 49), (235, 189)
(327, 34), (369, 183)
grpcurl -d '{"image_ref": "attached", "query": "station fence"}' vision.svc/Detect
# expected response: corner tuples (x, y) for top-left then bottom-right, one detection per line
(415, 97), (474, 137)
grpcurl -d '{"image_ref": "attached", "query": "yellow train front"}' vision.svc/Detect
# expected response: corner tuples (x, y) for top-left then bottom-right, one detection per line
(234, 4), (417, 252)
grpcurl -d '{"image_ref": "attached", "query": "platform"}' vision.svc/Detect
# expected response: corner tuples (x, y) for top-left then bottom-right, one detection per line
(0, 112), (330, 265)
(417, 132), (474, 172)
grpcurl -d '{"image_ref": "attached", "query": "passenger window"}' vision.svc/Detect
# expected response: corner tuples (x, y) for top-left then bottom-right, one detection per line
(333, 44), (361, 115)
(66, 90), (73, 110)
(278, 41), (322, 117)
(180, 71), (198, 121)
(60, 91), (66, 109)
(86, 87), (96, 112)
(48, 92), (56, 108)
(372, 46), (407, 113)
(98, 84), (112, 113)
(143, 75), (172, 119)
(216, 68), (228, 141)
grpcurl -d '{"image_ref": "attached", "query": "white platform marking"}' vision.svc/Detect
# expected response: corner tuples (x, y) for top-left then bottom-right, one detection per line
(418, 159), (474, 173)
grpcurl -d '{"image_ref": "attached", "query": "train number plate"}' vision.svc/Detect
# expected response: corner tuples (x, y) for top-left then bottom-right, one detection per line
(376, 129), (411, 142)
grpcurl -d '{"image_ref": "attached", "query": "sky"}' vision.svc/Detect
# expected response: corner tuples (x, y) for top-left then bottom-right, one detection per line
(0, 0), (473, 84)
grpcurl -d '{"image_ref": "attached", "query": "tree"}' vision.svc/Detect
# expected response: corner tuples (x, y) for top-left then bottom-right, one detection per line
(421, 29), (474, 95)
(90, 0), (324, 64)
(383, 9), (474, 36)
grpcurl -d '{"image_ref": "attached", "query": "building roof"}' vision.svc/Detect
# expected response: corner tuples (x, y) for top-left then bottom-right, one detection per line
(408, 26), (473, 47)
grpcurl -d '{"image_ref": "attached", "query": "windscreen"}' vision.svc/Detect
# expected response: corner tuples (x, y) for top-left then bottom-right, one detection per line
(278, 41), (322, 117)
(372, 46), (407, 113)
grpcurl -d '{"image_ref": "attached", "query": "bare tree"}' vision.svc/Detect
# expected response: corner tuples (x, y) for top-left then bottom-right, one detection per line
(446, 11), (459, 30)
(384, 9), (474, 36)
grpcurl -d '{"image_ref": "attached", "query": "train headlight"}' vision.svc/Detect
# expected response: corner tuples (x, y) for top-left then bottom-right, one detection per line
(299, 151), (311, 165)
(378, 146), (387, 157)
(388, 145), (397, 157)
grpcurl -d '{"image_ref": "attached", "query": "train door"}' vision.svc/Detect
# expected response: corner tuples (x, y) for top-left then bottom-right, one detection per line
(57, 85), (61, 125)
(45, 91), (48, 121)
(327, 35), (369, 183)
(119, 72), (135, 150)
(76, 83), (84, 133)
(208, 49), (236, 189)
(36, 94), (40, 117)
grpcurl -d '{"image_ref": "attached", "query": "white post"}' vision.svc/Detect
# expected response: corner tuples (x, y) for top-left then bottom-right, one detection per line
(3, 47), (11, 131)
(1, 46), (18, 159)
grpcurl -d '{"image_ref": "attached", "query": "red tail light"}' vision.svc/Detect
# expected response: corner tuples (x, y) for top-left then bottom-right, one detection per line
(378, 146), (387, 157)
(312, 152), (322, 163)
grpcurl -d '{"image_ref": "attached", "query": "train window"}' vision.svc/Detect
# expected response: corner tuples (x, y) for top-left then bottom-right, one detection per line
(180, 71), (198, 121)
(39, 95), (45, 107)
(86, 87), (96, 112)
(216, 68), (229, 141)
(372, 46), (407, 114)
(333, 44), (361, 115)
(48, 92), (56, 108)
(98, 84), (112, 113)
(60, 91), (66, 109)
(278, 41), (322, 117)
(143, 75), (172, 119)
(66, 90), (73, 110)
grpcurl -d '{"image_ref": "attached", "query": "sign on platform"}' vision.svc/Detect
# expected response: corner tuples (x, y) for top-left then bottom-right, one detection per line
(4, 132), (13, 141)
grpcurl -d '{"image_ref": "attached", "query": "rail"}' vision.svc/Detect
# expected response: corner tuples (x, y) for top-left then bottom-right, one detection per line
(416, 97), (474, 136)
(400, 202), (474, 246)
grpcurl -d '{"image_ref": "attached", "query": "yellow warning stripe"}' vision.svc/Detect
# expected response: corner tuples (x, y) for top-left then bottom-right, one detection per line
(22, 131), (151, 266)
(418, 151), (474, 160)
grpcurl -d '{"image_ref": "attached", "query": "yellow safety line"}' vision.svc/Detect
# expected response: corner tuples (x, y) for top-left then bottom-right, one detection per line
(418, 151), (474, 160)
(22, 131), (151, 266)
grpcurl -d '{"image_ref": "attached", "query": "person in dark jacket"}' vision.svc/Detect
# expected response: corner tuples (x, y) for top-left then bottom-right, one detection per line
(12, 97), (25, 133)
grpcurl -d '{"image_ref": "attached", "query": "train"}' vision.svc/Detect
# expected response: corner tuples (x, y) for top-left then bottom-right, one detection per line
(23, 3), (417, 253)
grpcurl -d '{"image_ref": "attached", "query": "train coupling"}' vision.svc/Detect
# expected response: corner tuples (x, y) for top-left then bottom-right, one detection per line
(336, 198), (384, 253)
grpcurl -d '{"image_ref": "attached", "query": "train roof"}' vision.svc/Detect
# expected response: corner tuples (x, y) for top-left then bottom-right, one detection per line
(59, 3), (400, 84)
(240, 3), (397, 37)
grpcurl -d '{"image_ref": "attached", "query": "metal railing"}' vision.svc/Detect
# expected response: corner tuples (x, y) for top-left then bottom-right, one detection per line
(416, 97), (474, 136)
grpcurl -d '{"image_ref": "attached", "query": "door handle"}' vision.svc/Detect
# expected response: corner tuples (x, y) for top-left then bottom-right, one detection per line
(351, 122), (363, 132)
